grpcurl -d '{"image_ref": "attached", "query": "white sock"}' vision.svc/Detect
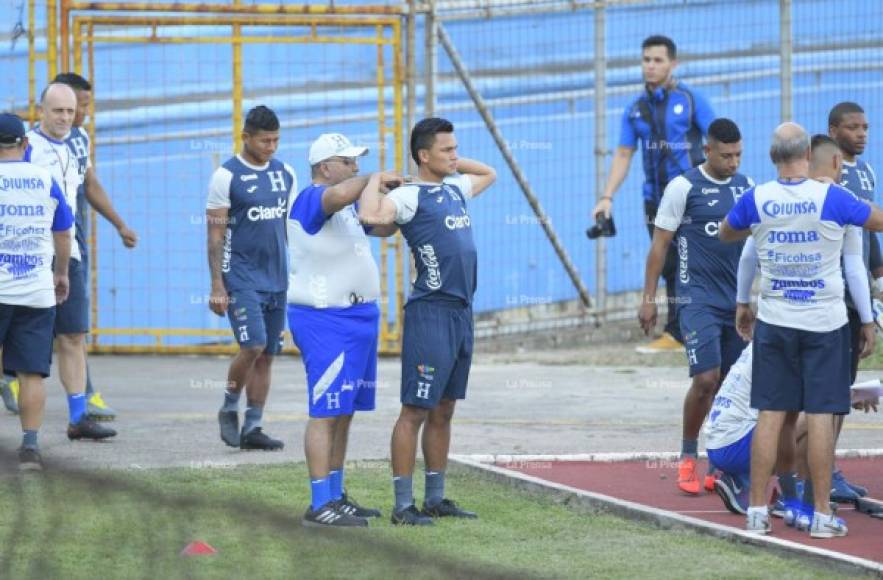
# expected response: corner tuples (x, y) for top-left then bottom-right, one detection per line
(747, 506), (767, 517)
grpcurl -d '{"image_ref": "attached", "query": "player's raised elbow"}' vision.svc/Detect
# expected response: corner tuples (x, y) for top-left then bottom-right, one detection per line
(358, 205), (394, 226)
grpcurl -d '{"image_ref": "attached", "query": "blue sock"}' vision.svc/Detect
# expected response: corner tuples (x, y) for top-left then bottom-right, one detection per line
(681, 439), (698, 458)
(242, 405), (262, 434)
(85, 364), (95, 396)
(425, 470), (445, 508)
(68, 393), (87, 424)
(311, 478), (332, 511)
(329, 469), (343, 500)
(22, 430), (38, 449)
(778, 471), (798, 501)
(393, 476), (414, 511)
(221, 389), (240, 412)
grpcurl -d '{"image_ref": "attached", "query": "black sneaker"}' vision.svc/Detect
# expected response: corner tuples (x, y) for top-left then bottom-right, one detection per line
(335, 492), (382, 518)
(391, 504), (434, 526)
(67, 416), (117, 440)
(422, 498), (477, 519)
(18, 447), (43, 471)
(302, 504), (368, 527)
(239, 427), (284, 451)
(218, 410), (240, 447)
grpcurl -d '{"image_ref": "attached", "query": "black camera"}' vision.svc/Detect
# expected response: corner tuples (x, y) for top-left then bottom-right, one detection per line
(586, 215), (616, 239)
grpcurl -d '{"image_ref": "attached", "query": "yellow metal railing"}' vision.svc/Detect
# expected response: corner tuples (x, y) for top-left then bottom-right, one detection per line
(51, 6), (407, 354)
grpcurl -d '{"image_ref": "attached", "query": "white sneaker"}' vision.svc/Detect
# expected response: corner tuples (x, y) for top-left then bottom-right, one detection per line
(746, 509), (772, 535)
(810, 512), (847, 538)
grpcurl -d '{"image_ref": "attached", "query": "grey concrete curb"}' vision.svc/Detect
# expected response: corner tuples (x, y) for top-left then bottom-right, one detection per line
(450, 453), (883, 579)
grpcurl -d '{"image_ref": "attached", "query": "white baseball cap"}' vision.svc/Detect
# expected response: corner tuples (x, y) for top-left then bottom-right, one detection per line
(308, 133), (369, 165)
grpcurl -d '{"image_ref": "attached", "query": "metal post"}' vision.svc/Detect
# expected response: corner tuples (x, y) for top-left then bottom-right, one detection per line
(406, 0), (417, 173)
(437, 23), (593, 309)
(47, 0), (58, 78)
(231, 0), (243, 153)
(779, 0), (792, 122)
(594, 1), (607, 315)
(28, 0), (36, 124)
(424, 0), (437, 117)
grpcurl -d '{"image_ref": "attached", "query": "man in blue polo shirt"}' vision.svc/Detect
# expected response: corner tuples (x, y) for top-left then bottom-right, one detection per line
(594, 35), (715, 354)
(0, 112), (74, 470)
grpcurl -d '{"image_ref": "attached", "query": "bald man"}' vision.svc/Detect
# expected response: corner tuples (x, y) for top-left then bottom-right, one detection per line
(720, 122), (883, 538)
(25, 83), (116, 441)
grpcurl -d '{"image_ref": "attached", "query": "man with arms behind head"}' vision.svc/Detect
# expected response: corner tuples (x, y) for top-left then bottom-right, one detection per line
(640, 118), (753, 495)
(720, 123), (883, 538)
(207, 105), (296, 451)
(359, 118), (496, 525)
(289, 133), (400, 527)
(25, 83), (115, 441)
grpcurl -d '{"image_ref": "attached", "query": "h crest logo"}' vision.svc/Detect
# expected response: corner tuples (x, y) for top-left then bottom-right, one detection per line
(268, 170), (286, 193)
(326, 392), (341, 410)
(687, 349), (698, 366)
(729, 186), (747, 201)
(857, 169), (873, 192)
(69, 136), (88, 160)
(415, 381), (431, 400)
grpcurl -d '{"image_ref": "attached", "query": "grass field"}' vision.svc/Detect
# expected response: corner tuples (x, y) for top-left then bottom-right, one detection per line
(0, 460), (857, 580)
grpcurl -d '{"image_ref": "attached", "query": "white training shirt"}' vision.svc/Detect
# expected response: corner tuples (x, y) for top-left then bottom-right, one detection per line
(0, 160), (75, 307)
(726, 179), (872, 332)
(25, 128), (86, 261)
(704, 344), (756, 450)
(286, 183), (380, 308)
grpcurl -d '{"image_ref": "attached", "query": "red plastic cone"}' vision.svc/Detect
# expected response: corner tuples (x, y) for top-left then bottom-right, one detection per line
(180, 541), (218, 557)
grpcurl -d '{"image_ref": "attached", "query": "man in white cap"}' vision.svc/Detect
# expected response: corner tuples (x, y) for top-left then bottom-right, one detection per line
(288, 133), (399, 526)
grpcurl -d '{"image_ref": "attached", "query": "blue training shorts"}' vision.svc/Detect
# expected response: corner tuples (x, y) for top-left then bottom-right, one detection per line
(288, 302), (378, 418)
(752, 320), (851, 414)
(0, 303), (56, 377)
(54, 258), (88, 335)
(400, 300), (473, 409)
(707, 428), (753, 478)
(679, 304), (746, 378)
(227, 289), (286, 355)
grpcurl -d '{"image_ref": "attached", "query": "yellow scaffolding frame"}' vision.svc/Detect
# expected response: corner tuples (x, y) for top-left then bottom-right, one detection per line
(68, 13), (405, 355)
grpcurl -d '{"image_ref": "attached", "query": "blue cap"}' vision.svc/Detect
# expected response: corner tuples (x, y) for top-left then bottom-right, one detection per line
(0, 113), (26, 145)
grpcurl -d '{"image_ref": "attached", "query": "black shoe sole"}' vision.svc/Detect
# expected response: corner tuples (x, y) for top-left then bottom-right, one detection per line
(239, 444), (284, 451)
(67, 431), (117, 441)
(390, 515), (434, 526)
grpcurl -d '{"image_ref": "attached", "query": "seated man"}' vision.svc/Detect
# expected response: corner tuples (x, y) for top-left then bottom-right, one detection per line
(707, 339), (877, 528)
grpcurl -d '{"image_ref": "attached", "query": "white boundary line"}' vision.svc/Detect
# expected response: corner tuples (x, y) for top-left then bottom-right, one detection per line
(455, 449), (883, 464)
(450, 453), (883, 576)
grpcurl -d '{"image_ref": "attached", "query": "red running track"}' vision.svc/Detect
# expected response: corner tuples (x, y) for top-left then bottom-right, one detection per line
(505, 457), (883, 563)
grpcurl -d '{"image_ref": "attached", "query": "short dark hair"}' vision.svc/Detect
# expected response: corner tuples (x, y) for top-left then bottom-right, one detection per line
(53, 72), (92, 92)
(707, 118), (741, 144)
(828, 102), (864, 128)
(811, 133), (838, 150)
(410, 117), (454, 165)
(641, 35), (676, 60)
(243, 105), (279, 134)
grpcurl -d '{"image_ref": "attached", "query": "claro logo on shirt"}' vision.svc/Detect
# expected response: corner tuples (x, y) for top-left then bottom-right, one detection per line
(246, 198), (286, 222)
